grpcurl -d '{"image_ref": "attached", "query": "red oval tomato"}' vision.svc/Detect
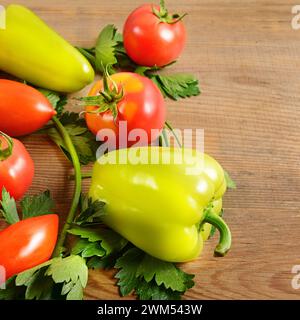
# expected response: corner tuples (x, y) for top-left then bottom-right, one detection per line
(0, 133), (34, 200)
(85, 72), (166, 148)
(0, 214), (59, 279)
(0, 79), (56, 137)
(123, 4), (186, 67)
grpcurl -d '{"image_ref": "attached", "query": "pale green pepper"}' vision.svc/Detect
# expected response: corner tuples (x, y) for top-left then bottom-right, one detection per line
(0, 5), (94, 92)
(89, 147), (231, 262)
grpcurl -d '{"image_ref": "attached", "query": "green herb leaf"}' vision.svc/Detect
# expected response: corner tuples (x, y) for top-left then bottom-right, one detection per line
(45, 255), (88, 300)
(136, 254), (194, 292)
(20, 190), (55, 219)
(134, 66), (156, 76)
(39, 89), (67, 116)
(68, 226), (128, 256)
(47, 112), (99, 165)
(115, 248), (144, 296)
(135, 67), (200, 100)
(224, 170), (237, 189)
(0, 187), (19, 224)
(87, 254), (119, 270)
(40, 89), (60, 107)
(0, 277), (26, 300)
(55, 96), (68, 116)
(16, 260), (54, 286)
(75, 195), (106, 225)
(82, 242), (106, 258)
(15, 260), (56, 300)
(21, 268), (54, 300)
(114, 38), (135, 69)
(62, 279), (84, 300)
(46, 256), (88, 287)
(151, 74), (201, 100)
(14, 256), (88, 300)
(115, 248), (195, 299)
(95, 25), (122, 73)
(134, 62), (176, 76)
(135, 279), (181, 300)
(78, 25), (134, 73)
(72, 239), (106, 258)
(71, 238), (91, 255)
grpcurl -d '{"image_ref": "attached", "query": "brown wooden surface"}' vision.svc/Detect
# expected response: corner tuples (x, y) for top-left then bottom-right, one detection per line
(1, 0), (300, 299)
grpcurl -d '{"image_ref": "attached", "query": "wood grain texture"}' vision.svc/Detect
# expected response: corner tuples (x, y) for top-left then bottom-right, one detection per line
(1, 0), (300, 299)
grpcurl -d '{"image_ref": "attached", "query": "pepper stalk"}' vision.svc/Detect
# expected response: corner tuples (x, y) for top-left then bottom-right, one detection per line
(202, 209), (232, 257)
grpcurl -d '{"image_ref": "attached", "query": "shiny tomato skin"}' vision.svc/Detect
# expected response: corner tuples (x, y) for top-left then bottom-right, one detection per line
(0, 136), (34, 200)
(123, 4), (186, 67)
(85, 72), (166, 148)
(0, 79), (56, 137)
(0, 214), (59, 279)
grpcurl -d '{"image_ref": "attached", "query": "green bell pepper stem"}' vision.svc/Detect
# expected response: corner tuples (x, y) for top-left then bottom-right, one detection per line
(203, 210), (232, 257)
(52, 116), (82, 257)
(0, 132), (14, 161)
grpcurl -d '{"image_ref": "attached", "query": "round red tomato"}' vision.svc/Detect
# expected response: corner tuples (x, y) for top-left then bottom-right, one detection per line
(0, 133), (34, 200)
(123, 4), (186, 67)
(85, 72), (166, 148)
(0, 79), (56, 137)
(0, 214), (59, 279)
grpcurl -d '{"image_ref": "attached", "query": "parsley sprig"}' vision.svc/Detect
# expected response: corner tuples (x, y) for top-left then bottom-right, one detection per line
(0, 255), (88, 300)
(77, 25), (128, 74)
(151, 73), (200, 100)
(115, 248), (194, 300)
(136, 66), (200, 100)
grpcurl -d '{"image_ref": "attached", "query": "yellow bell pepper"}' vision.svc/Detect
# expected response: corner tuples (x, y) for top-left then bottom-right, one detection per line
(89, 147), (231, 262)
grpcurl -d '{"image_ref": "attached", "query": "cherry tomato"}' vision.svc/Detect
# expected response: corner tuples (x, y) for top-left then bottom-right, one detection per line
(123, 4), (186, 67)
(85, 72), (166, 148)
(0, 214), (59, 279)
(0, 79), (56, 137)
(0, 133), (34, 200)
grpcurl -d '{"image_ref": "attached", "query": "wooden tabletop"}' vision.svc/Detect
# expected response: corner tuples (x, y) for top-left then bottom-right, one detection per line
(1, 0), (300, 300)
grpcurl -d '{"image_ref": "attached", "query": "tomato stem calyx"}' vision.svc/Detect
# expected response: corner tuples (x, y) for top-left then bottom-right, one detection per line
(77, 68), (123, 122)
(0, 131), (14, 161)
(152, 1), (187, 24)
